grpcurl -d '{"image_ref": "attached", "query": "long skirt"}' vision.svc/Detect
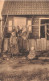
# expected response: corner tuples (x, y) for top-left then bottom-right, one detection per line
(18, 37), (29, 52)
(10, 44), (19, 54)
(3, 38), (9, 52)
(10, 37), (19, 55)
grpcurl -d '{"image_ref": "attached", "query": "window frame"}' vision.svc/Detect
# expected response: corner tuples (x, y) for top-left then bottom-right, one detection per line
(13, 17), (27, 27)
(27, 18), (32, 33)
(8, 17), (13, 33)
(39, 18), (49, 39)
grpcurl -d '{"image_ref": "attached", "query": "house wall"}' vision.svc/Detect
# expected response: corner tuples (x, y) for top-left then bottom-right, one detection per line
(2, 15), (49, 51)
(7, 15), (49, 35)
(31, 15), (49, 51)
(32, 15), (49, 38)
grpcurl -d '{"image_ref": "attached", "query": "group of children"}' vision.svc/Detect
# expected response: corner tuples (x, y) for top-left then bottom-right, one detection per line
(2, 26), (29, 56)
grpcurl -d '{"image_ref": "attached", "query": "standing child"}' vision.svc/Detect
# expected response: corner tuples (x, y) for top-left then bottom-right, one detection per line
(10, 29), (19, 57)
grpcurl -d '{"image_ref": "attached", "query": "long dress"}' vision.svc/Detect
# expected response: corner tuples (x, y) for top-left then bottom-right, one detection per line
(21, 30), (29, 52)
(10, 32), (19, 55)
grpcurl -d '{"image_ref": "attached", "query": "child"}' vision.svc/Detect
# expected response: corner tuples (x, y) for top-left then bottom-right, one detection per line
(10, 29), (19, 57)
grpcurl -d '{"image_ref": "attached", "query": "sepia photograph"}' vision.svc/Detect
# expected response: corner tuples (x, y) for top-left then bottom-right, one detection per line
(0, 0), (49, 81)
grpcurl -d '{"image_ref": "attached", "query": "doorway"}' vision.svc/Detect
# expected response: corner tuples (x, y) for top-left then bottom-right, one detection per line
(39, 18), (49, 50)
(40, 19), (49, 39)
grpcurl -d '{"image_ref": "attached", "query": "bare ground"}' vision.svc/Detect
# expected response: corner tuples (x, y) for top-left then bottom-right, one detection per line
(0, 55), (49, 81)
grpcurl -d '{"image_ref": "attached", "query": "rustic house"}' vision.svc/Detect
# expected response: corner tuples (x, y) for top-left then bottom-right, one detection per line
(1, 0), (49, 52)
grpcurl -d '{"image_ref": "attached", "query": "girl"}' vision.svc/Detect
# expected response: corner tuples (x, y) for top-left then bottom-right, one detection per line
(10, 29), (19, 57)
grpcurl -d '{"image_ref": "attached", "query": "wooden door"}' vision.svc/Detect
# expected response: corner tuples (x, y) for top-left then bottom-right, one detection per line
(39, 19), (49, 51)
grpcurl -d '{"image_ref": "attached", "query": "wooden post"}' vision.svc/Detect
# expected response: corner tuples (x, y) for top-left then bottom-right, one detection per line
(45, 23), (47, 50)
(45, 23), (47, 39)
(0, 19), (1, 36)
(39, 19), (41, 39)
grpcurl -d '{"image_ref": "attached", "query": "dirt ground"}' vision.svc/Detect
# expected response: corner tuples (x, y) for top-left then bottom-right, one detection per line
(0, 55), (49, 81)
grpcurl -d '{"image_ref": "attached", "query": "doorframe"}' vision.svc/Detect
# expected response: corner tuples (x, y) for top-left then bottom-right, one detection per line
(39, 18), (49, 39)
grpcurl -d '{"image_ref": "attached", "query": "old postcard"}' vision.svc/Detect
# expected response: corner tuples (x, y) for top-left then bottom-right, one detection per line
(0, 0), (49, 81)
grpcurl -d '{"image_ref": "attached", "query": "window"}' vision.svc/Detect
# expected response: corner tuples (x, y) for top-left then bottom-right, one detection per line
(27, 18), (33, 39)
(39, 18), (49, 39)
(27, 19), (32, 33)
(40, 26), (45, 38)
(14, 17), (26, 31)
(47, 24), (49, 40)
(8, 20), (12, 32)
